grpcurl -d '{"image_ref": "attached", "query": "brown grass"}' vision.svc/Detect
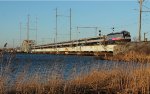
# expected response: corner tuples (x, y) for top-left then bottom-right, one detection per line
(0, 63), (150, 94)
(111, 51), (150, 63)
(110, 42), (150, 63)
(1, 47), (150, 93)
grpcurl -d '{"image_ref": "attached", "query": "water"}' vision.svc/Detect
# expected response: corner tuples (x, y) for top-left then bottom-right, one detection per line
(0, 53), (146, 87)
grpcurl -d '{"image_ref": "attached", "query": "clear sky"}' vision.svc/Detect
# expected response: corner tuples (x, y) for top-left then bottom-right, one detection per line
(0, 0), (150, 48)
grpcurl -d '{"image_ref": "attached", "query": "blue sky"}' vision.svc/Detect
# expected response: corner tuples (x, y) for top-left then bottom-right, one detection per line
(0, 1), (150, 48)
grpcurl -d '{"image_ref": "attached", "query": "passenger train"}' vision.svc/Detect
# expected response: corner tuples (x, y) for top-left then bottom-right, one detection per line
(32, 30), (131, 49)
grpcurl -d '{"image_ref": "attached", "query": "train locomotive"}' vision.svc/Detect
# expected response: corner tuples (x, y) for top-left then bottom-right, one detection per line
(106, 30), (131, 44)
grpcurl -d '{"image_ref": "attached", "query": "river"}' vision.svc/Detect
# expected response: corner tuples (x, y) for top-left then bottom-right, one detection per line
(0, 53), (144, 87)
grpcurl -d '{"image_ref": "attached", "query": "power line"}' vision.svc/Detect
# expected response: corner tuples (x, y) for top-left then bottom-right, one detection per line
(143, 5), (150, 9)
(77, 26), (98, 36)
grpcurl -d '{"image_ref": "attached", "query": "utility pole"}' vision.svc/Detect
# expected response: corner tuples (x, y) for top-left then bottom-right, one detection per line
(138, 0), (150, 42)
(144, 32), (146, 41)
(55, 8), (58, 50)
(56, 8), (58, 43)
(20, 22), (22, 48)
(13, 39), (14, 48)
(70, 8), (72, 41)
(36, 17), (38, 45)
(138, 0), (143, 42)
(144, 32), (148, 41)
(54, 38), (55, 44)
(27, 14), (30, 40)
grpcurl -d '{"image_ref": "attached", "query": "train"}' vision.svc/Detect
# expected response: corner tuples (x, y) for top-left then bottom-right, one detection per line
(106, 30), (131, 44)
(32, 30), (131, 49)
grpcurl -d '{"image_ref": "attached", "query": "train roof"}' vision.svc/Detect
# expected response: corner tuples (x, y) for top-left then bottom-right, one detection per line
(107, 30), (129, 36)
(33, 36), (104, 47)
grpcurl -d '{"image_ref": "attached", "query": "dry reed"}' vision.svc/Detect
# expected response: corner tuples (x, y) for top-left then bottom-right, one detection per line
(0, 62), (150, 94)
(1, 48), (150, 93)
(111, 42), (150, 63)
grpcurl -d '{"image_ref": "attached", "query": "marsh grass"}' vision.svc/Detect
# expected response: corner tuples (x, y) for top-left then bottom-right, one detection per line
(112, 51), (150, 63)
(110, 42), (150, 63)
(1, 62), (150, 94)
(1, 51), (150, 93)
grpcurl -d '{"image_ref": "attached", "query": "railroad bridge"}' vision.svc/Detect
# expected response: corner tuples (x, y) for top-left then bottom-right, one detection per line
(21, 30), (131, 56)
(30, 36), (116, 56)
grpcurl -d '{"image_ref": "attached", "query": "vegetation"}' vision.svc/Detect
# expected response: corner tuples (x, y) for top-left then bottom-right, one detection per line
(1, 62), (150, 94)
(0, 52), (150, 94)
(109, 42), (150, 63)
